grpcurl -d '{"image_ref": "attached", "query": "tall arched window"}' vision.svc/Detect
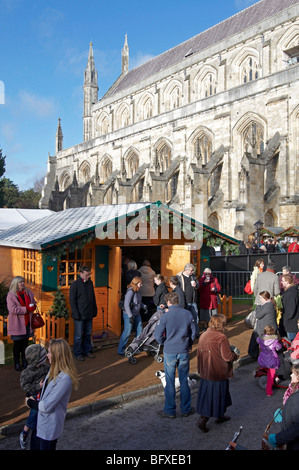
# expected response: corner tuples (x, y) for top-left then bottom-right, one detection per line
(166, 172), (179, 202)
(59, 172), (71, 191)
(100, 116), (109, 135)
(194, 134), (212, 165)
(241, 57), (259, 83)
(156, 142), (171, 172)
(170, 86), (180, 109)
(120, 107), (130, 128)
(144, 98), (153, 119)
(202, 73), (217, 97)
(100, 157), (113, 183)
(79, 162), (91, 184)
(243, 122), (264, 156)
(127, 152), (139, 179)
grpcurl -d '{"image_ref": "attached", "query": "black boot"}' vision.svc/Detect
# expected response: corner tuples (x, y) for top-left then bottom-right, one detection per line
(196, 416), (209, 433)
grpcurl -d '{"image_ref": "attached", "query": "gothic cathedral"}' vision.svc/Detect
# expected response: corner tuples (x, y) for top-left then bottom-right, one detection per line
(40, 0), (299, 240)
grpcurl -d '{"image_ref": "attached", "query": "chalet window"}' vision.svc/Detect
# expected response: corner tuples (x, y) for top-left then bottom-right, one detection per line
(23, 250), (37, 287)
(58, 247), (93, 287)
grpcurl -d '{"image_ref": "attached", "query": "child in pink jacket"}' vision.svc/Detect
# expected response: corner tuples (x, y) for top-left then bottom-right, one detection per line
(257, 325), (282, 397)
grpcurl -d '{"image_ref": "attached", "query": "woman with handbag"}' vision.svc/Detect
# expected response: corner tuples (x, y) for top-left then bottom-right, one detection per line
(6, 276), (36, 371)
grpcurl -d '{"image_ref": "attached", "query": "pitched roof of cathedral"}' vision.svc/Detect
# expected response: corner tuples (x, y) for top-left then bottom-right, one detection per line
(0, 202), (238, 250)
(102, 0), (299, 100)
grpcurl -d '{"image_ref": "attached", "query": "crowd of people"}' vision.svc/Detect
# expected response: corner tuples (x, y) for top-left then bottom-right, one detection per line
(239, 237), (299, 255)
(5, 253), (299, 450)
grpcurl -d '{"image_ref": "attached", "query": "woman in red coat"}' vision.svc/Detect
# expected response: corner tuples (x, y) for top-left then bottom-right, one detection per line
(7, 276), (36, 371)
(199, 268), (221, 328)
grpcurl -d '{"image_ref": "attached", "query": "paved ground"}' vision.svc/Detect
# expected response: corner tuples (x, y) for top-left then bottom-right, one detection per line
(0, 360), (288, 453)
(0, 304), (253, 431)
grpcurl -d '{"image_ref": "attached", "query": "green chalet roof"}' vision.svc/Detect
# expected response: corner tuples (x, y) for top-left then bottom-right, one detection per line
(0, 201), (238, 252)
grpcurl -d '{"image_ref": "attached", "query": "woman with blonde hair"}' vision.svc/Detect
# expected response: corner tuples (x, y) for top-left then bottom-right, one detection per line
(196, 314), (239, 433)
(117, 276), (146, 356)
(26, 338), (78, 450)
(7, 276), (36, 371)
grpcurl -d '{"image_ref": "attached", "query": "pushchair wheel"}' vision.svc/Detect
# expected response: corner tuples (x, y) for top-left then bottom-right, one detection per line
(155, 355), (163, 363)
(125, 348), (133, 358)
(129, 356), (137, 365)
(258, 375), (268, 390)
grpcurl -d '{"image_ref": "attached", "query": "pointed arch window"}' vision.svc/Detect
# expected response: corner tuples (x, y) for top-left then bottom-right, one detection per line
(60, 172), (71, 191)
(100, 116), (109, 135)
(144, 98), (153, 119)
(194, 134), (212, 165)
(170, 86), (180, 109)
(243, 122), (264, 157)
(203, 73), (216, 97)
(101, 157), (113, 183)
(121, 107), (130, 128)
(127, 152), (139, 179)
(242, 57), (259, 83)
(166, 172), (179, 202)
(156, 143), (171, 172)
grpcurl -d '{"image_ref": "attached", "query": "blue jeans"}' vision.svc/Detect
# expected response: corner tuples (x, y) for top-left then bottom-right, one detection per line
(73, 319), (93, 357)
(187, 302), (199, 336)
(287, 332), (296, 341)
(163, 353), (191, 416)
(117, 313), (143, 355)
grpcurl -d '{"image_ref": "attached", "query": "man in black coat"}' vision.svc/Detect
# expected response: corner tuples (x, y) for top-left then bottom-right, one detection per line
(281, 274), (299, 341)
(169, 276), (186, 308)
(69, 266), (98, 360)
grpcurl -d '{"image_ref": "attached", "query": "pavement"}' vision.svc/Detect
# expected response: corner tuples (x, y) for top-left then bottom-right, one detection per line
(0, 303), (254, 439)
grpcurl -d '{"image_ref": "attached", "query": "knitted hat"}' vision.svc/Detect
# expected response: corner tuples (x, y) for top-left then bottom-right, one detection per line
(37, 346), (47, 366)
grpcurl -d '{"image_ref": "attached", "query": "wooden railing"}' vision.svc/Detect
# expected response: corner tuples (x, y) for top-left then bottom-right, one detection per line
(217, 295), (233, 319)
(0, 314), (75, 347)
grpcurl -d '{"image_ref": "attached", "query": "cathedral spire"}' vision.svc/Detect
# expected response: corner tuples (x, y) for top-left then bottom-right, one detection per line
(83, 42), (98, 142)
(55, 117), (63, 153)
(122, 34), (129, 75)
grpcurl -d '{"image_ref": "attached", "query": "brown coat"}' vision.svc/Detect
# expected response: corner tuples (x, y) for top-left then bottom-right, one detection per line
(197, 328), (237, 381)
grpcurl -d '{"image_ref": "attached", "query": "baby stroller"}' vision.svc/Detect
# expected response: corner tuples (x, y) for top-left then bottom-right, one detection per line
(254, 337), (292, 390)
(124, 309), (164, 365)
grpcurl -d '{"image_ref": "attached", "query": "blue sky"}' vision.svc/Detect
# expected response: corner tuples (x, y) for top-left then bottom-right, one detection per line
(0, 0), (258, 190)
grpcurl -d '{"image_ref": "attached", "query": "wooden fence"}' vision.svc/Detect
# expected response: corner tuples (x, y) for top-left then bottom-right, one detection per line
(0, 314), (75, 347)
(0, 295), (233, 346)
(217, 295), (233, 319)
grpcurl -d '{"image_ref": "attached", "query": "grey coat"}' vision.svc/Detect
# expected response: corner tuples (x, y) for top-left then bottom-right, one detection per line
(36, 371), (72, 441)
(253, 270), (280, 304)
(255, 301), (277, 337)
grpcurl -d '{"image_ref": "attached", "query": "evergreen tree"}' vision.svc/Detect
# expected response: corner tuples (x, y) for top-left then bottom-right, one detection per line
(48, 287), (70, 319)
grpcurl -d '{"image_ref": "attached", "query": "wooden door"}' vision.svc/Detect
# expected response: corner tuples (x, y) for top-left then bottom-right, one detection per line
(108, 246), (122, 336)
(161, 245), (191, 283)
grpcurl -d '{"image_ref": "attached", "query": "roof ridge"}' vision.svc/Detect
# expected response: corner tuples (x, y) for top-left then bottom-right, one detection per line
(101, 0), (298, 100)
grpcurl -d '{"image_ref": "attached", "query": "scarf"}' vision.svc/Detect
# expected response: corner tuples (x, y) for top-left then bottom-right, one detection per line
(17, 289), (31, 326)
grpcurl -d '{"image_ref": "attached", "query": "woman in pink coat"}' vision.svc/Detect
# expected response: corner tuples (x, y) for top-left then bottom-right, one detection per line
(199, 268), (221, 328)
(7, 276), (36, 371)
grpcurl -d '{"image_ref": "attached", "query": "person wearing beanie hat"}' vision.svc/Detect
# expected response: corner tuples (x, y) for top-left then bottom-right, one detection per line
(19, 344), (50, 450)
